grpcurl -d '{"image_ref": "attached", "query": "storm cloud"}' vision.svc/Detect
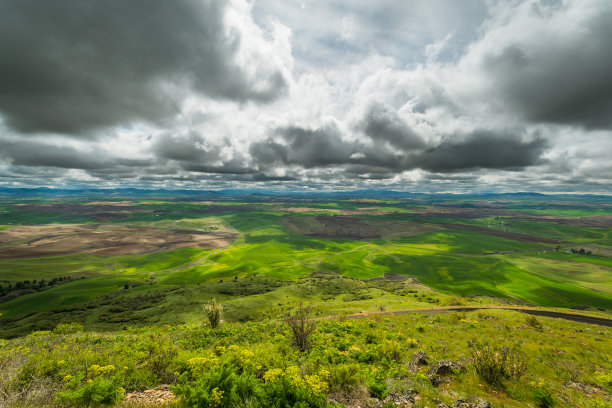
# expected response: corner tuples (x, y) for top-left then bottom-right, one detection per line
(0, 0), (288, 135)
(411, 132), (549, 173)
(358, 103), (425, 150)
(251, 125), (548, 174)
(459, 0), (612, 129)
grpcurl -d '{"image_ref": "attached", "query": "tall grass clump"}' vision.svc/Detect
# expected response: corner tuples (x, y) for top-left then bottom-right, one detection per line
(203, 298), (223, 329)
(470, 343), (527, 387)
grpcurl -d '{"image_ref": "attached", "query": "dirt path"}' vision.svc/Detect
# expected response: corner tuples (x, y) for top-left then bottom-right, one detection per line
(344, 305), (612, 327)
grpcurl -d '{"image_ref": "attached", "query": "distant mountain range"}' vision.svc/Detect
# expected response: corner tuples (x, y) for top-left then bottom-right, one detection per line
(0, 187), (609, 201)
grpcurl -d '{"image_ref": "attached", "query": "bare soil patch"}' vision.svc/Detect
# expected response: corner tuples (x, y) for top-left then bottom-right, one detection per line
(410, 207), (520, 219)
(14, 203), (151, 222)
(282, 215), (440, 240)
(0, 224), (237, 258)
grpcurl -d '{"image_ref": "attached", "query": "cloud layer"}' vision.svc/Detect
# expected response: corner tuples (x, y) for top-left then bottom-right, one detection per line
(0, 0), (610, 192)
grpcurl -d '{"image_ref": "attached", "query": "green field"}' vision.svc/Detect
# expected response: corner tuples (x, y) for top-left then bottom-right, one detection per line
(1, 194), (611, 337)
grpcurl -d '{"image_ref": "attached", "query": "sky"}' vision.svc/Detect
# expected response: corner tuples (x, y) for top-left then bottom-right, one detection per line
(0, 0), (611, 193)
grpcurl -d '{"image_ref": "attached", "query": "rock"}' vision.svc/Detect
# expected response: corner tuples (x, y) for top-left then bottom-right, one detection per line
(384, 390), (416, 407)
(427, 361), (466, 386)
(366, 397), (383, 407)
(122, 385), (175, 405)
(563, 381), (603, 396)
(436, 398), (491, 408)
(407, 351), (428, 373)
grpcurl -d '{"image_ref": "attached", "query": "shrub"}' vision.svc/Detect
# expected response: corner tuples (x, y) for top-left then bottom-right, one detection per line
(328, 363), (365, 393)
(204, 298), (223, 329)
(285, 303), (317, 352)
(525, 315), (543, 330)
(558, 359), (583, 382)
(378, 340), (403, 363)
(470, 343), (527, 386)
(174, 364), (327, 408)
(366, 371), (388, 400)
(594, 370), (612, 390)
(445, 296), (464, 306)
(532, 385), (554, 408)
(52, 322), (84, 334)
(143, 334), (179, 383)
(57, 374), (123, 406)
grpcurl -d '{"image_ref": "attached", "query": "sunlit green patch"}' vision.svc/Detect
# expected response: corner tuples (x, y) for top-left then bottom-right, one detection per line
(0, 275), (145, 318)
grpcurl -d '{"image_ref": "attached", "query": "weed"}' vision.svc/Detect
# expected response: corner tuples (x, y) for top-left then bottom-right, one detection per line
(203, 298), (223, 329)
(469, 343), (527, 387)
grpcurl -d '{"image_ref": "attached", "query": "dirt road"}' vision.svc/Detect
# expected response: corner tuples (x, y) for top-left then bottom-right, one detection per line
(344, 306), (612, 327)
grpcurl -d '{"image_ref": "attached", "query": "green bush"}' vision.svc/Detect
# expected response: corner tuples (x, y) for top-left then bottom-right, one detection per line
(57, 374), (123, 406)
(525, 315), (543, 330)
(327, 363), (365, 392)
(52, 322), (84, 334)
(204, 298), (223, 329)
(174, 364), (327, 408)
(532, 386), (554, 408)
(366, 371), (388, 400)
(470, 343), (527, 386)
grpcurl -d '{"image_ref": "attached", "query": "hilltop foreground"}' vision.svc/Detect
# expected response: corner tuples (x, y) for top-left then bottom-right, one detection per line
(1, 309), (611, 407)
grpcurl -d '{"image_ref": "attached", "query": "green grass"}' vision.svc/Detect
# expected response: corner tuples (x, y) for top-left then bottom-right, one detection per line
(0, 254), (124, 282)
(120, 248), (213, 274)
(387, 230), (546, 253)
(504, 254), (612, 295)
(512, 208), (612, 216)
(0, 248), (214, 283)
(371, 253), (612, 308)
(0, 275), (143, 318)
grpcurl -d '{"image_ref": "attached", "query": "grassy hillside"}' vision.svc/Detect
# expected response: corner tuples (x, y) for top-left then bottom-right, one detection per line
(1, 309), (610, 407)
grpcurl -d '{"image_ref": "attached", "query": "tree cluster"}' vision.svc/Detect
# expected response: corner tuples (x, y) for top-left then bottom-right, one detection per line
(0, 276), (73, 301)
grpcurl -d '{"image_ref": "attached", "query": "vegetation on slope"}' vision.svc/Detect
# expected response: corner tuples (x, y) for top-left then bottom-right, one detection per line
(1, 309), (610, 407)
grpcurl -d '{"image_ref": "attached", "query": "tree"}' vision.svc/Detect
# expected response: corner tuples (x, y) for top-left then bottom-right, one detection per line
(285, 303), (317, 352)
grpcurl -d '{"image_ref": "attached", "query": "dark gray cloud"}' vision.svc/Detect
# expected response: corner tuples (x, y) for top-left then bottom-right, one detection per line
(411, 131), (549, 172)
(251, 124), (547, 174)
(358, 103), (425, 150)
(478, 2), (612, 129)
(1, 140), (109, 170)
(0, 0), (288, 135)
(251, 125), (356, 168)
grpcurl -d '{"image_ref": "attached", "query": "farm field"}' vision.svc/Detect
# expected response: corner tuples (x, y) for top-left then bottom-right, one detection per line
(0, 191), (611, 338)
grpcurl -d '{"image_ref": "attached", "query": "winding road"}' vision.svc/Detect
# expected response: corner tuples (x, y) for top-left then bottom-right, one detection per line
(344, 305), (612, 327)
